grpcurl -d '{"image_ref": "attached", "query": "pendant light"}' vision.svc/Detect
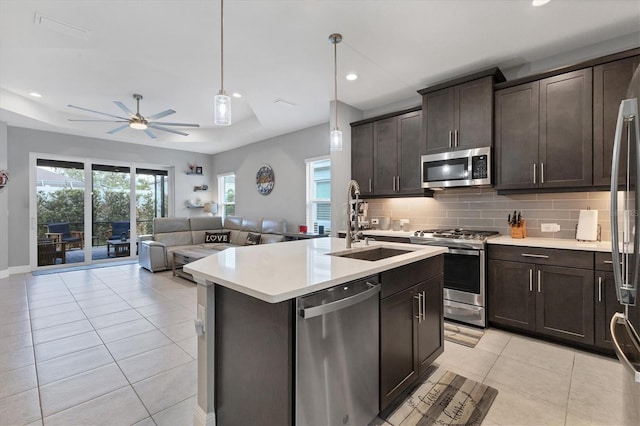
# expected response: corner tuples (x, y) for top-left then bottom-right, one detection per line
(329, 33), (342, 151)
(215, 0), (231, 126)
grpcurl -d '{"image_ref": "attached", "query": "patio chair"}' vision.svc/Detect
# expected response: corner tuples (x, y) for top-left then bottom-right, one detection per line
(45, 222), (84, 250)
(106, 221), (130, 241)
(37, 238), (64, 265)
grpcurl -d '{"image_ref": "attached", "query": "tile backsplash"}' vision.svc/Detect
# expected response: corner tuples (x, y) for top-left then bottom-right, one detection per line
(364, 188), (615, 241)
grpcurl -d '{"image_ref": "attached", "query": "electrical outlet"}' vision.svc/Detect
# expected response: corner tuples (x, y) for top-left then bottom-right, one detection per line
(541, 223), (560, 232)
(371, 218), (379, 225)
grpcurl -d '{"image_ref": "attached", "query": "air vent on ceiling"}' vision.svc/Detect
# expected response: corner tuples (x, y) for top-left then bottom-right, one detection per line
(273, 98), (297, 108)
(34, 13), (91, 40)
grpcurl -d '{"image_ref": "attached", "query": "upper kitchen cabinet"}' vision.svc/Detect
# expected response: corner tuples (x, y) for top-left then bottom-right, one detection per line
(418, 68), (506, 154)
(593, 55), (640, 186)
(351, 122), (374, 196)
(495, 68), (593, 191)
(351, 107), (428, 197)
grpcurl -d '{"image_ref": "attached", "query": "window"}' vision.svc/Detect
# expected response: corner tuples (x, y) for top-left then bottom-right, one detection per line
(218, 173), (236, 219)
(306, 157), (330, 234)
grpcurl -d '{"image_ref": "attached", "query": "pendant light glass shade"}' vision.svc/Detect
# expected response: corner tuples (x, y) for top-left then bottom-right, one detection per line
(215, 91), (231, 126)
(329, 33), (342, 151)
(330, 128), (342, 151)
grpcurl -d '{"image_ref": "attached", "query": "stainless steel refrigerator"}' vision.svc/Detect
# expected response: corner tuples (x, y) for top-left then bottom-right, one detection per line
(610, 63), (640, 425)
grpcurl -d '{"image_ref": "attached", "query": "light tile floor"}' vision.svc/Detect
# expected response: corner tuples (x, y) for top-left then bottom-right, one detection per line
(0, 263), (634, 425)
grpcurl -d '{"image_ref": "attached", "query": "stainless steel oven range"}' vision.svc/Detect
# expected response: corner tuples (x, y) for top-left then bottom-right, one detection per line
(410, 229), (499, 327)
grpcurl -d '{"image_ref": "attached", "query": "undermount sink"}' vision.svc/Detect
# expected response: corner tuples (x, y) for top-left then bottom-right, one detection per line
(329, 247), (414, 261)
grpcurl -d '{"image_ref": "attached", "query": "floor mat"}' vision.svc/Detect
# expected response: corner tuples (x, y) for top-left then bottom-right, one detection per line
(444, 322), (484, 348)
(384, 368), (498, 426)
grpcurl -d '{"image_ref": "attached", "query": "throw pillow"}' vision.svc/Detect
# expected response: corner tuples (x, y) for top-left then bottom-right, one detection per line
(245, 232), (261, 245)
(205, 231), (231, 244)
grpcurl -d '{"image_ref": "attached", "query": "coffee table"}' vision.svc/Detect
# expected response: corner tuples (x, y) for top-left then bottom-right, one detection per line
(107, 239), (131, 257)
(172, 247), (215, 281)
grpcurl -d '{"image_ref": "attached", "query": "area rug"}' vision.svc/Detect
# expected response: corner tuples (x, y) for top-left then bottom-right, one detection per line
(384, 369), (498, 426)
(444, 322), (484, 348)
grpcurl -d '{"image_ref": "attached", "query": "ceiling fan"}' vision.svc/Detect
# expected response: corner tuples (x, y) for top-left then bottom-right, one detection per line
(68, 94), (200, 139)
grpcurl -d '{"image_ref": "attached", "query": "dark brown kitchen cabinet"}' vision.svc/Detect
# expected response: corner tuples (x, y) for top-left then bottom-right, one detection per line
(351, 108), (425, 197)
(423, 76), (494, 154)
(373, 110), (424, 196)
(593, 55), (640, 187)
(594, 252), (625, 350)
(488, 245), (594, 345)
(488, 259), (536, 330)
(494, 82), (539, 190)
(380, 256), (443, 411)
(495, 68), (593, 190)
(351, 122), (374, 196)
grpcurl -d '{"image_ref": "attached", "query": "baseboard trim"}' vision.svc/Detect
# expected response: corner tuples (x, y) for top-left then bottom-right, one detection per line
(8, 265), (31, 276)
(193, 404), (215, 426)
(0, 269), (8, 279)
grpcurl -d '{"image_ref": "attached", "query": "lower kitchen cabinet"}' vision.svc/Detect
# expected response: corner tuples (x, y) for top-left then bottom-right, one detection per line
(594, 252), (626, 350)
(380, 257), (443, 411)
(488, 245), (595, 346)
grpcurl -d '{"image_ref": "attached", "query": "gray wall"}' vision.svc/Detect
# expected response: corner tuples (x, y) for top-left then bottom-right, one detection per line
(211, 123), (329, 229)
(0, 122), (8, 276)
(6, 126), (213, 268)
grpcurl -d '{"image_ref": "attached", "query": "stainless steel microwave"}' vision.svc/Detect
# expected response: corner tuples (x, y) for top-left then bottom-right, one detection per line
(421, 146), (492, 189)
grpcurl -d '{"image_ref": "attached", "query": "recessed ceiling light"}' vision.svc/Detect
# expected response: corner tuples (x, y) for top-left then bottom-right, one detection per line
(29, 92), (42, 98)
(346, 73), (358, 81)
(532, 0), (551, 6)
(232, 92), (243, 98)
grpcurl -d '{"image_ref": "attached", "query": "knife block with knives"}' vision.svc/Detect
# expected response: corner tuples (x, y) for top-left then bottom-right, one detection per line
(508, 211), (526, 239)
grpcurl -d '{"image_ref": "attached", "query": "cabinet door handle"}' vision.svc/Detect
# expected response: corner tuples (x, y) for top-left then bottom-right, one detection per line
(540, 162), (545, 184)
(414, 292), (422, 323)
(537, 269), (541, 293)
(396, 176), (400, 192)
(598, 276), (602, 302)
(422, 290), (426, 323)
(454, 129), (459, 148)
(522, 253), (550, 259)
(533, 163), (537, 184)
(369, 178), (372, 193)
(448, 131), (453, 149)
(529, 269), (533, 292)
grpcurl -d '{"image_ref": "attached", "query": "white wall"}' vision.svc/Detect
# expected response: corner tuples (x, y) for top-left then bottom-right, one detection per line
(211, 123), (329, 229)
(6, 126), (213, 268)
(0, 122), (8, 277)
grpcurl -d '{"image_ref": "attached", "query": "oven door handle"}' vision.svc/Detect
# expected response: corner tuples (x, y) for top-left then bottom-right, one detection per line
(448, 248), (480, 256)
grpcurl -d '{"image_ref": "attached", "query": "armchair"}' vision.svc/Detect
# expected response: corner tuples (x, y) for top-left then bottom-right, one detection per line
(106, 221), (131, 241)
(45, 222), (84, 250)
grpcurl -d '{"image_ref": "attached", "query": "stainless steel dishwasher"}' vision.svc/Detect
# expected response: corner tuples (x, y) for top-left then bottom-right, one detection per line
(296, 276), (380, 426)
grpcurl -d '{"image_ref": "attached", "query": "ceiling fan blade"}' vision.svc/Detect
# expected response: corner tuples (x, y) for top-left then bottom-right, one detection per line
(149, 122), (200, 127)
(148, 124), (189, 136)
(68, 104), (129, 120)
(107, 124), (130, 134)
(146, 109), (176, 120)
(68, 119), (128, 122)
(113, 101), (135, 117)
(144, 129), (157, 139)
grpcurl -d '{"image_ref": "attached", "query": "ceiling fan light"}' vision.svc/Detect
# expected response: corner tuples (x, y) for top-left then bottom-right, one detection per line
(215, 92), (231, 126)
(130, 121), (147, 130)
(330, 128), (343, 151)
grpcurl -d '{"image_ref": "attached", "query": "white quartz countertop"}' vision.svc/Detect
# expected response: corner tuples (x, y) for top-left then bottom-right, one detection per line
(488, 235), (613, 252)
(184, 237), (446, 303)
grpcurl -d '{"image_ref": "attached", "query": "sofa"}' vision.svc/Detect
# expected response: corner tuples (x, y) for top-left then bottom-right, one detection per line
(138, 216), (287, 272)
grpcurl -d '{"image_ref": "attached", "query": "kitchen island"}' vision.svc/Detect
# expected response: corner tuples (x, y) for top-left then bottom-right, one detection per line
(185, 237), (446, 426)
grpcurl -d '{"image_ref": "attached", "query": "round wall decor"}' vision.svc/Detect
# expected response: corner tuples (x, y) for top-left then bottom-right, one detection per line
(256, 164), (275, 195)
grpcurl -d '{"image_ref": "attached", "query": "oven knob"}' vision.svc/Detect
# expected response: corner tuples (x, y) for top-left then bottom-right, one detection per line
(419, 231), (424, 237)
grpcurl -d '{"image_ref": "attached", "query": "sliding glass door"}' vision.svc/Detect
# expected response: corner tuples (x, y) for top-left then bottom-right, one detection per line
(33, 155), (171, 270)
(36, 159), (86, 266)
